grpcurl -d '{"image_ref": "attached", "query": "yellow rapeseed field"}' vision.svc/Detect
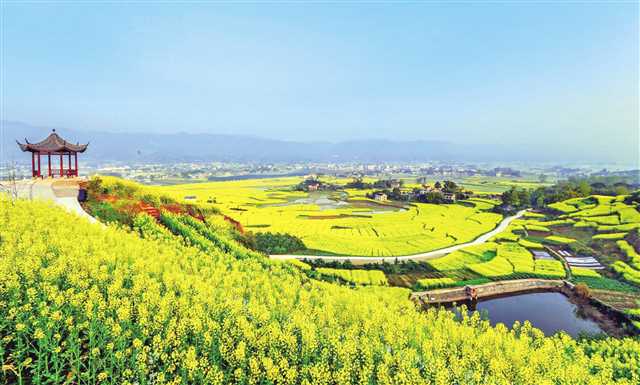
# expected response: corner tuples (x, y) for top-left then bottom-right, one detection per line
(157, 178), (502, 256)
(2, 197), (640, 384)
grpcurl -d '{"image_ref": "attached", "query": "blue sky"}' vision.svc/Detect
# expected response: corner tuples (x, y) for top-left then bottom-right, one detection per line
(2, 2), (638, 162)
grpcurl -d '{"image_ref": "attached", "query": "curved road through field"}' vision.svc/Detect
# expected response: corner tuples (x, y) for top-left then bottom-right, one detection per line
(270, 209), (527, 264)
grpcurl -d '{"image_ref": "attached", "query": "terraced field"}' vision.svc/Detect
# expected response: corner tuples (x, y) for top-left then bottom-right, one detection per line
(405, 193), (640, 294)
(157, 179), (640, 296)
(157, 177), (504, 256)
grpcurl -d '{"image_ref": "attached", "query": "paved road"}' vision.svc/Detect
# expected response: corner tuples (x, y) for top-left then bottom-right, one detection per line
(270, 209), (527, 264)
(13, 178), (98, 224)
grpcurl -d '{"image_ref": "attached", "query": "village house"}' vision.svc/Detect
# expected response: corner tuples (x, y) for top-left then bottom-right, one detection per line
(373, 192), (387, 202)
(399, 190), (413, 200)
(442, 192), (456, 203)
(421, 184), (441, 193)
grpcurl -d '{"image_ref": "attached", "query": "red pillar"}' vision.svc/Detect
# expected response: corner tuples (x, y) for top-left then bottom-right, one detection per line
(37, 153), (41, 178)
(74, 153), (78, 176)
(48, 153), (52, 177)
(31, 152), (35, 177)
(68, 153), (72, 177)
(59, 154), (63, 177)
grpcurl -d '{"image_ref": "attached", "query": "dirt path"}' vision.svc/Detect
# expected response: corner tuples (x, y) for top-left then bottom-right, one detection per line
(270, 209), (527, 264)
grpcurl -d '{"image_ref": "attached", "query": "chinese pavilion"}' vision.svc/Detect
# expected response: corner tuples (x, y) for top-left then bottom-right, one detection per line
(16, 129), (89, 178)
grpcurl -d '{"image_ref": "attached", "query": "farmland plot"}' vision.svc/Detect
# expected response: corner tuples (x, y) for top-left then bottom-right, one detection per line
(159, 178), (502, 256)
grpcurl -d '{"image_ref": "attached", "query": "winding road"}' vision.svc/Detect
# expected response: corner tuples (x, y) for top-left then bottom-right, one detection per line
(270, 209), (527, 264)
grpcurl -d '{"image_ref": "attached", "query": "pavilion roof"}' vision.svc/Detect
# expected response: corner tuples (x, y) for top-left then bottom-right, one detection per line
(17, 129), (88, 153)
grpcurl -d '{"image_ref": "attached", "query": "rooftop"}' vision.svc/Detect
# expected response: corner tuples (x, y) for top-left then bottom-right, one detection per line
(17, 129), (88, 153)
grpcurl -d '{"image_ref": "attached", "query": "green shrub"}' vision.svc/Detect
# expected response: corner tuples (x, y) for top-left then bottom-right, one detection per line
(572, 276), (639, 293)
(86, 201), (130, 225)
(253, 232), (306, 254)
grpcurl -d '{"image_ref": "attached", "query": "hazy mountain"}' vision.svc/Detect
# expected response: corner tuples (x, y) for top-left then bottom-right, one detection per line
(0, 120), (620, 164)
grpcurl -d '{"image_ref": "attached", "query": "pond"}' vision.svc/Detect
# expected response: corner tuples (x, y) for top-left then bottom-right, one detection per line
(263, 192), (349, 210)
(261, 191), (407, 212)
(453, 292), (605, 337)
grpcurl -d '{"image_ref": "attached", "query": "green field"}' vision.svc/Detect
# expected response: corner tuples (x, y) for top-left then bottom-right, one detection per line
(157, 177), (504, 256)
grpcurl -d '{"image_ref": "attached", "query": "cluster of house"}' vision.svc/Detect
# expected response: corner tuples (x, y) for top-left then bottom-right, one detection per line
(297, 175), (463, 204)
(418, 185), (458, 202)
(297, 174), (339, 192)
(370, 184), (458, 203)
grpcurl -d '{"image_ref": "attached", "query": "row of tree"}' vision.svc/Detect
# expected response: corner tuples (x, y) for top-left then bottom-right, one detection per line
(344, 178), (404, 190)
(497, 177), (637, 214)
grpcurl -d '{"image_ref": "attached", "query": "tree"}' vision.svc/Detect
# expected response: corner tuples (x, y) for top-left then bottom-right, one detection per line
(577, 181), (592, 197)
(442, 180), (458, 193)
(614, 185), (630, 196)
(500, 187), (533, 209)
(423, 191), (444, 204)
(254, 232), (305, 254)
(624, 191), (640, 204)
(501, 187), (519, 207)
(517, 189), (531, 208)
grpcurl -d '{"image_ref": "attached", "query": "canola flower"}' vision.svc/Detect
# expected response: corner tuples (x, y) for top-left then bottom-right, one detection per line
(155, 177), (503, 257)
(1, 197), (640, 384)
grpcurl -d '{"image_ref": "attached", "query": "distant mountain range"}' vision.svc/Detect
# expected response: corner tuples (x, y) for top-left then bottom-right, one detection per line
(0, 120), (626, 164)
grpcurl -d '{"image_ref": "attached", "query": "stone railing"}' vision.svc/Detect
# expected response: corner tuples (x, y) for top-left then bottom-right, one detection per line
(411, 279), (566, 304)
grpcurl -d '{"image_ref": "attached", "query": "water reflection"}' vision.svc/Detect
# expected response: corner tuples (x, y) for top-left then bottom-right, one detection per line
(447, 292), (604, 337)
(262, 191), (407, 212)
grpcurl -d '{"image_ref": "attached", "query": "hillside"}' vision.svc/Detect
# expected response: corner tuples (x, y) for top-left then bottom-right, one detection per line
(2, 120), (456, 163)
(1, 195), (640, 384)
(2, 120), (627, 164)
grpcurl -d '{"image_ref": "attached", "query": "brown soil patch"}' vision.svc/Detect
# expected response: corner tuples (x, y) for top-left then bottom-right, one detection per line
(223, 215), (244, 233)
(590, 289), (640, 311)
